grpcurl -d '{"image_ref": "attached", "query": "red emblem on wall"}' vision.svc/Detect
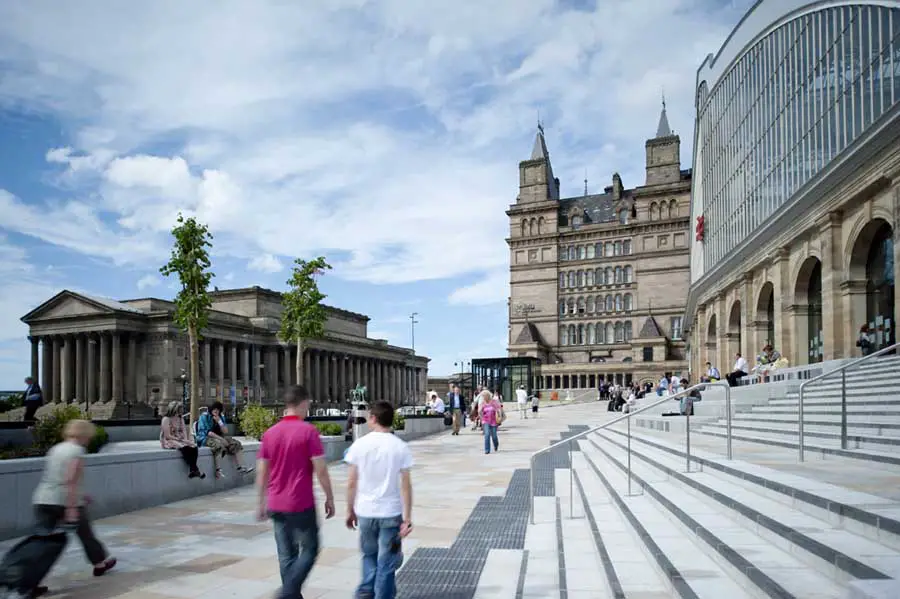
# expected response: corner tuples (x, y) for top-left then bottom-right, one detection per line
(695, 215), (705, 242)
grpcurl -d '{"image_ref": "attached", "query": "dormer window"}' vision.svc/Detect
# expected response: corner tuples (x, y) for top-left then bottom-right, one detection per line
(572, 215), (583, 227)
(618, 210), (628, 224)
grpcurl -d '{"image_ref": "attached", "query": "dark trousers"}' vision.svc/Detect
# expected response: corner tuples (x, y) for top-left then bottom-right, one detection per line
(178, 446), (200, 471)
(23, 401), (41, 423)
(726, 370), (747, 387)
(34, 505), (107, 565)
(271, 508), (319, 599)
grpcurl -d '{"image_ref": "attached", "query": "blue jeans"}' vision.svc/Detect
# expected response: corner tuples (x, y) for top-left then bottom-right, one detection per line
(271, 509), (319, 599)
(483, 424), (499, 453)
(356, 515), (403, 599)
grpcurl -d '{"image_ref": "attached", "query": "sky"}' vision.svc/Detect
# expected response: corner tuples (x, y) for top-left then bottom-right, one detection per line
(0, 0), (754, 388)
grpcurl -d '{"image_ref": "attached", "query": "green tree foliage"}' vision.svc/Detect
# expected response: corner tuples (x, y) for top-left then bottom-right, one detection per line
(159, 213), (214, 424)
(279, 257), (332, 392)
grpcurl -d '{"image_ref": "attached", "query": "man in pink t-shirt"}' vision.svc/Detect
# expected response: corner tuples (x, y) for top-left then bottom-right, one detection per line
(256, 385), (335, 599)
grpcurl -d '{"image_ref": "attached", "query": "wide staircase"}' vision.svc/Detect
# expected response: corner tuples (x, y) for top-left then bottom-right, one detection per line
(471, 354), (900, 598)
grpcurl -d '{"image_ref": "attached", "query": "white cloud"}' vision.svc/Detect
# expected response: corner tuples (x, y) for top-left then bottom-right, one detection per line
(136, 274), (160, 291)
(0, 234), (60, 342)
(247, 253), (284, 274)
(0, 0), (752, 291)
(449, 270), (509, 306)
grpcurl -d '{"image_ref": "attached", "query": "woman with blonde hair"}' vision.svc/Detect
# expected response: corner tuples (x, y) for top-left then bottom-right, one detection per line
(478, 390), (502, 454)
(160, 401), (205, 479)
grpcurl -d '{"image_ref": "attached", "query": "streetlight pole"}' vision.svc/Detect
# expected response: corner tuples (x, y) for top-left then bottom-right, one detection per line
(410, 312), (418, 406)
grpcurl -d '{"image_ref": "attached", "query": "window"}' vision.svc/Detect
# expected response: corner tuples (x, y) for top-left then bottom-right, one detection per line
(577, 325), (584, 345)
(596, 295), (604, 312)
(649, 203), (657, 221)
(624, 293), (633, 311)
(597, 323), (606, 344)
(624, 321), (633, 341)
(567, 298), (575, 315)
(586, 244), (595, 259)
(560, 326), (568, 346)
(577, 297), (585, 314)
(615, 322), (625, 342)
(586, 269), (595, 286)
(605, 242), (613, 256)
(595, 242), (603, 256)
(643, 347), (653, 362)
(605, 296), (614, 312)
(624, 266), (633, 283)
(572, 215), (583, 227)
(560, 248), (567, 262)
(586, 296), (595, 313)
(568, 246), (576, 260)
(568, 325), (576, 344)
(614, 241), (622, 256)
(559, 273), (566, 288)
(596, 268), (604, 285)
(615, 266), (623, 283)
(615, 294), (623, 312)
(568, 272), (575, 287)
(671, 317), (683, 340)
(605, 323), (614, 343)
(587, 325), (595, 345)
(576, 271), (583, 287)
(623, 240), (632, 255)
(577, 246), (585, 260)
(605, 267), (614, 283)
(618, 210), (628, 224)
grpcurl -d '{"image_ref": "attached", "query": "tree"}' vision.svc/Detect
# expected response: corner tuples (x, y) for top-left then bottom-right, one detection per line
(280, 257), (332, 392)
(159, 213), (215, 424)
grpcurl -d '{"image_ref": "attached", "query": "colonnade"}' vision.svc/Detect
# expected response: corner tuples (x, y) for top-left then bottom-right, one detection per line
(29, 332), (141, 404)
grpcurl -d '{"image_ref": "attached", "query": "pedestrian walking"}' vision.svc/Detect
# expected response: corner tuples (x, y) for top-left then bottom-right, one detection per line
(479, 390), (501, 454)
(345, 400), (413, 599)
(255, 385), (335, 599)
(515, 385), (528, 419)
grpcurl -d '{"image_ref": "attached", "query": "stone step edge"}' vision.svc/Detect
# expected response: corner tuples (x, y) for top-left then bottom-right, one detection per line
(701, 423), (900, 446)
(514, 548), (528, 599)
(575, 447), (702, 599)
(571, 468), (626, 599)
(733, 418), (900, 429)
(592, 435), (893, 582)
(579, 442), (794, 599)
(694, 429), (900, 466)
(555, 497), (568, 598)
(600, 427), (900, 541)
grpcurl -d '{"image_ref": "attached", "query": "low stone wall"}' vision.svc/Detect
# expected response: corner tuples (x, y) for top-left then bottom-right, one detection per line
(0, 442), (260, 541)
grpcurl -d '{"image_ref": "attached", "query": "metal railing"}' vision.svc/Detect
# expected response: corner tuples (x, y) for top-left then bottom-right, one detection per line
(798, 341), (900, 461)
(528, 381), (732, 524)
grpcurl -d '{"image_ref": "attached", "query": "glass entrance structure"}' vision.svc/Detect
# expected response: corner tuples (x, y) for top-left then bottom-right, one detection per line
(471, 357), (541, 400)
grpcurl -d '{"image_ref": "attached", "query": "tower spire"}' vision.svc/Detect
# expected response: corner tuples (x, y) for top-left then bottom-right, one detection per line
(655, 93), (672, 138)
(584, 169), (588, 197)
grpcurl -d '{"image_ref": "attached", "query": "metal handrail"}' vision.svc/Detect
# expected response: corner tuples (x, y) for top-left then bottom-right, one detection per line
(798, 341), (900, 461)
(528, 381), (732, 524)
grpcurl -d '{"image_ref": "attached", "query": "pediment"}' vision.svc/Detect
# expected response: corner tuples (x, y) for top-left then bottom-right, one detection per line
(21, 291), (131, 323)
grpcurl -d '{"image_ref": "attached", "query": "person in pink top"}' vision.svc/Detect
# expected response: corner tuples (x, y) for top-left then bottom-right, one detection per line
(478, 390), (501, 454)
(255, 385), (335, 599)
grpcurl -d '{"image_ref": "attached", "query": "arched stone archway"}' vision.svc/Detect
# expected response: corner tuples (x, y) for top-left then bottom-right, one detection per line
(756, 282), (776, 350)
(794, 257), (823, 364)
(847, 218), (895, 352)
(727, 300), (742, 359)
(705, 313), (718, 368)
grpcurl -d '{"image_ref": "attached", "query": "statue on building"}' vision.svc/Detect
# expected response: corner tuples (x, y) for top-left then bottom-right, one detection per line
(350, 383), (368, 404)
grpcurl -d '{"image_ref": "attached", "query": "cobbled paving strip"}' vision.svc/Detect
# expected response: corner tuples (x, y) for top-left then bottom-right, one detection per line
(396, 425), (588, 599)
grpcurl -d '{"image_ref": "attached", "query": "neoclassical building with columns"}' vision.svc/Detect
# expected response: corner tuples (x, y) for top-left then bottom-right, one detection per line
(685, 1), (900, 373)
(20, 286), (428, 419)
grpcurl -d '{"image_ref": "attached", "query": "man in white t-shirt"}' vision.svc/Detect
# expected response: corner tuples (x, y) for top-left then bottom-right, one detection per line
(515, 385), (528, 419)
(345, 401), (413, 599)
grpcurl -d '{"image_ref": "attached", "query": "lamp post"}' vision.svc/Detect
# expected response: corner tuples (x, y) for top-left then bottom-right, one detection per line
(410, 313), (418, 407)
(180, 369), (188, 416)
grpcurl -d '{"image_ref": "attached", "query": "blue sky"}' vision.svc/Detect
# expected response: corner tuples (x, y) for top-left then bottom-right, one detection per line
(0, 0), (752, 389)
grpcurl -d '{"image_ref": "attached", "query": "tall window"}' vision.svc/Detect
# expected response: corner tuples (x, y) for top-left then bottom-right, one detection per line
(643, 347), (653, 362)
(623, 240), (632, 255)
(559, 273), (566, 288)
(596, 295), (604, 312)
(624, 321), (633, 341)
(586, 244), (595, 259)
(586, 270), (595, 286)
(586, 296), (595, 313)
(577, 271), (584, 287)
(615, 322), (625, 342)
(605, 323), (614, 343)
(597, 323), (606, 344)
(577, 246), (585, 260)
(615, 294), (623, 312)
(595, 242), (603, 256)
(624, 294), (633, 311)
(577, 325), (584, 345)
(596, 268), (604, 285)
(568, 325), (576, 344)
(559, 300), (566, 316)
(568, 247), (576, 260)
(605, 267), (614, 283)
(614, 241), (622, 256)
(605, 242), (613, 256)
(568, 272), (575, 287)
(606, 296), (614, 312)
(671, 317), (683, 340)
(624, 266), (633, 283)
(587, 325), (595, 345)
(618, 210), (628, 224)
(567, 298), (575, 314)
(615, 266), (623, 283)
(560, 326), (568, 345)
(577, 297), (585, 314)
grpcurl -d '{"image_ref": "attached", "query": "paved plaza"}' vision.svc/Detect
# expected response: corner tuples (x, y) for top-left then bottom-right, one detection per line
(2, 402), (608, 599)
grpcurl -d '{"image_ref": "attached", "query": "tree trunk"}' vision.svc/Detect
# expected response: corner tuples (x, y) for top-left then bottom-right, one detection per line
(189, 326), (201, 425)
(295, 338), (304, 389)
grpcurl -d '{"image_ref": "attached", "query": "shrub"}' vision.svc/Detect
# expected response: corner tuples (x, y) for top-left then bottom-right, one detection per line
(314, 422), (344, 436)
(32, 405), (86, 451)
(88, 426), (109, 454)
(0, 393), (23, 414)
(392, 412), (405, 431)
(239, 405), (278, 440)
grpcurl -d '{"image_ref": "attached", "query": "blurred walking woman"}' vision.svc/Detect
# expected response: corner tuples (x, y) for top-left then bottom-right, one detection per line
(478, 390), (501, 454)
(160, 402), (205, 479)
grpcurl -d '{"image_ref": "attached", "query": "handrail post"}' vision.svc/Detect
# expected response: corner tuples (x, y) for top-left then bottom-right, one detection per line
(724, 383), (732, 460)
(841, 370), (847, 450)
(799, 383), (806, 462)
(685, 408), (691, 472)
(529, 458), (534, 525)
(569, 439), (574, 518)
(627, 413), (633, 496)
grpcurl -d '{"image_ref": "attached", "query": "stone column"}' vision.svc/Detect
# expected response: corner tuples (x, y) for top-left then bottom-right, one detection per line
(311, 351), (320, 400)
(230, 342), (238, 398)
(772, 247), (794, 364)
(75, 334), (85, 402)
(282, 345), (291, 391)
(267, 347), (278, 403)
(741, 274), (753, 358)
(695, 304), (707, 371)
(339, 355), (347, 404)
(52, 336), (62, 403)
(29, 336), (39, 382)
(203, 340), (212, 403)
(99, 333), (109, 403)
(818, 212), (844, 360)
(41, 337), (53, 403)
(128, 334), (137, 403)
(111, 333), (122, 402)
(86, 335), (97, 406)
(241, 343), (250, 399)
(217, 341), (225, 401)
(59, 336), (71, 403)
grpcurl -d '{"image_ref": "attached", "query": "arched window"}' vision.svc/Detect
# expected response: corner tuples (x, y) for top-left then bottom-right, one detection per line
(567, 298), (575, 314)
(606, 295), (614, 312)
(615, 322), (625, 342)
(576, 324), (584, 345)
(568, 272), (575, 287)
(587, 324), (595, 345)
(596, 295), (604, 312)
(586, 296), (595, 313)
(586, 269), (595, 286)
(605, 242), (613, 256)
(538, 216), (545, 234)
(595, 242), (603, 256)
(586, 244), (595, 259)
(669, 200), (678, 218)
(615, 294), (623, 312)
(624, 321), (633, 341)
(560, 326), (568, 345)
(568, 246), (576, 260)
(559, 273), (566, 288)
(596, 268), (604, 285)
(649, 202), (657, 220)
(597, 323), (606, 344)
(615, 266), (623, 283)
(605, 322), (614, 343)
(624, 293), (633, 311)
(623, 240), (632, 255)
(624, 266), (633, 283)
(618, 210), (628, 225)
(577, 246), (585, 260)
(529, 218), (536, 235)
(605, 267), (614, 283)
(577, 297), (585, 314)
(559, 300), (566, 316)
(521, 219), (528, 236)
(577, 271), (584, 287)
(568, 324), (576, 344)
(614, 241), (622, 256)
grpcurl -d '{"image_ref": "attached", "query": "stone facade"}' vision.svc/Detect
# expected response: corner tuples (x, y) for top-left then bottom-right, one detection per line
(20, 286), (428, 418)
(506, 107), (692, 389)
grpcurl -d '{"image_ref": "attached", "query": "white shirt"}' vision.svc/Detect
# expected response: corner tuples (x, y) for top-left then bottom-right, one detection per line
(345, 431), (414, 518)
(515, 389), (528, 404)
(33, 441), (85, 506)
(734, 357), (749, 372)
(432, 397), (445, 414)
